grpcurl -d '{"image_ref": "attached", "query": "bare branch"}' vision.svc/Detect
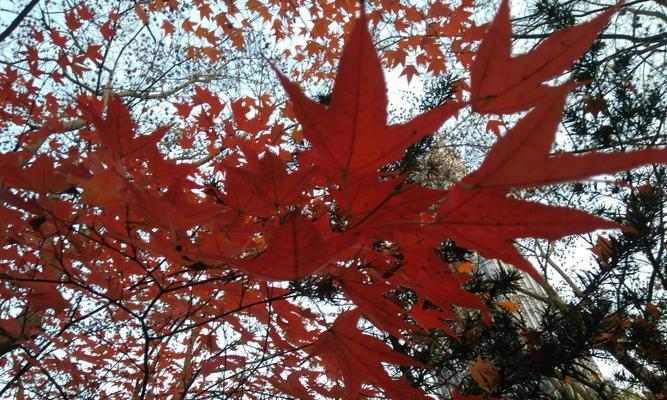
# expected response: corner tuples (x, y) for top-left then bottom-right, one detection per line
(513, 31), (667, 44)
(0, 0), (40, 43)
(536, 241), (585, 298)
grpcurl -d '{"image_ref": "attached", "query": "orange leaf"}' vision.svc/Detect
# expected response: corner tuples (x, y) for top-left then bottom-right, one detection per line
(457, 262), (475, 273)
(497, 300), (519, 313)
(470, 355), (499, 393)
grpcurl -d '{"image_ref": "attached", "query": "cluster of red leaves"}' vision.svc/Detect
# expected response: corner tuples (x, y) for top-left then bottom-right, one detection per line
(1, 0), (666, 398)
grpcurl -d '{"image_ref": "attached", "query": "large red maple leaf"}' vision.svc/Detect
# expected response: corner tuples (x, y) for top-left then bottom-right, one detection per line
(258, 4), (664, 397)
(307, 309), (428, 400)
(273, 2), (666, 286)
(275, 11), (461, 182)
(471, 0), (619, 114)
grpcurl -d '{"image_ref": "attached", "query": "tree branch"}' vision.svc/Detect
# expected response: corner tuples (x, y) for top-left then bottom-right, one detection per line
(0, 0), (40, 43)
(626, 7), (667, 24)
(513, 32), (667, 44)
(536, 241), (585, 297)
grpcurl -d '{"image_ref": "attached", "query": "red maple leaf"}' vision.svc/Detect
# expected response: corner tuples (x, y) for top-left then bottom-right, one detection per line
(237, 213), (357, 281)
(79, 97), (167, 161)
(307, 309), (428, 399)
(471, 0), (618, 114)
(275, 11), (461, 182)
(50, 29), (68, 48)
(223, 152), (315, 217)
(464, 90), (667, 190)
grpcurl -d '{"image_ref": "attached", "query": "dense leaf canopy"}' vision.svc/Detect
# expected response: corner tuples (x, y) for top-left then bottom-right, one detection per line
(0, 0), (665, 398)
